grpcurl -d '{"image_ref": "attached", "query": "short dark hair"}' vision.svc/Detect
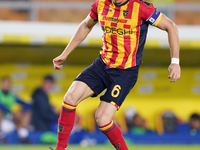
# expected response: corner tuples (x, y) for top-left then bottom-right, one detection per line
(44, 75), (55, 82)
(1, 76), (10, 82)
(190, 113), (200, 120)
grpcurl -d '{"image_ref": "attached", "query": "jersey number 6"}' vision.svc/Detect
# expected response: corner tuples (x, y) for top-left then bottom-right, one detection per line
(111, 85), (121, 98)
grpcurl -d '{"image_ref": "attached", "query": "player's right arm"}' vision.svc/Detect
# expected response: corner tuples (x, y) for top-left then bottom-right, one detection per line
(53, 15), (97, 70)
(156, 15), (180, 82)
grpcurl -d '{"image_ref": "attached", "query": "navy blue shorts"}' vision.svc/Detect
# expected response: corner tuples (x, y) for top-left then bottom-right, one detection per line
(74, 57), (140, 109)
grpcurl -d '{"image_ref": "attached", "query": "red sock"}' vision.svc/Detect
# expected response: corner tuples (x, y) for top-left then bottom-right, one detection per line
(99, 121), (128, 150)
(56, 101), (77, 150)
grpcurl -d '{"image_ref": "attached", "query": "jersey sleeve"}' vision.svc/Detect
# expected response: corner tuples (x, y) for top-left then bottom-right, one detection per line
(140, 1), (163, 26)
(89, 0), (99, 21)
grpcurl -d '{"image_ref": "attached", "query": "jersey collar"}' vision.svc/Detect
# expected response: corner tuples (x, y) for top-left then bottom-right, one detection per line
(113, 0), (130, 7)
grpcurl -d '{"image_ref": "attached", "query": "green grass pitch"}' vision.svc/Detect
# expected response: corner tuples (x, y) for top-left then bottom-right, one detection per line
(1, 145), (200, 150)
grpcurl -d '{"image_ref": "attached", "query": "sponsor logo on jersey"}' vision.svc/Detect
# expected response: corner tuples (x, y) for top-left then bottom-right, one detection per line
(105, 8), (112, 12)
(101, 25), (133, 35)
(102, 16), (127, 23)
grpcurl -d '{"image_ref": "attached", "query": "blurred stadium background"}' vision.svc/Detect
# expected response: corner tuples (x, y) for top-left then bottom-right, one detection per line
(0, 0), (200, 149)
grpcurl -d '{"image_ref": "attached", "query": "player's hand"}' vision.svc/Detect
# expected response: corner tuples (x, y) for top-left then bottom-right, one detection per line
(53, 55), (66, 70)
(168, 64), (181, 82)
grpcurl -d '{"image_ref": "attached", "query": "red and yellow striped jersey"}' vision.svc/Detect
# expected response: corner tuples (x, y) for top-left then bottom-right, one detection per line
(89, 0), (162, 69)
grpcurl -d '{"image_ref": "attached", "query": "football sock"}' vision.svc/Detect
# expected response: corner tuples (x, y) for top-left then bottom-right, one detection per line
(99, 120), (128, 150)
(56, 101), (77, 150)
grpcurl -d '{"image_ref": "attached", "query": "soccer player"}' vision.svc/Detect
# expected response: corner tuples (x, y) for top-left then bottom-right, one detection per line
(52, 0), (181, 149)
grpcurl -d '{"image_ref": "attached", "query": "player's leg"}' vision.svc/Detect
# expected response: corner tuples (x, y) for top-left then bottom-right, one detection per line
(95, 101), (129, 150)
(56, 80), (94, 150)
(56, 57), (109, 150)
(63, 80), (94, 105)
(95, 65), (140, 150)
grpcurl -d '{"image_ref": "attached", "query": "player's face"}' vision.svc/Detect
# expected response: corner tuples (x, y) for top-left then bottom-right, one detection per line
(43, 80), (54, 93)
(1, 78), (11, 92)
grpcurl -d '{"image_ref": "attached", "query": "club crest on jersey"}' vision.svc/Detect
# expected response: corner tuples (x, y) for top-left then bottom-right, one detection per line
(123, 10), (129, 18)
(114, 144), (121, 149)
(58, 125), (64, 133)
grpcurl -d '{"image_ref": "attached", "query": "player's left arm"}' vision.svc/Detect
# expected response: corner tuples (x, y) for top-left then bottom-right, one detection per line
(156, 14), (181, 82)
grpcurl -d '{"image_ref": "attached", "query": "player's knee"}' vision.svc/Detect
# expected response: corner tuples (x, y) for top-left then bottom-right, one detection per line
(63, 92), (78, 105)
(95, 112), (111, 126)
